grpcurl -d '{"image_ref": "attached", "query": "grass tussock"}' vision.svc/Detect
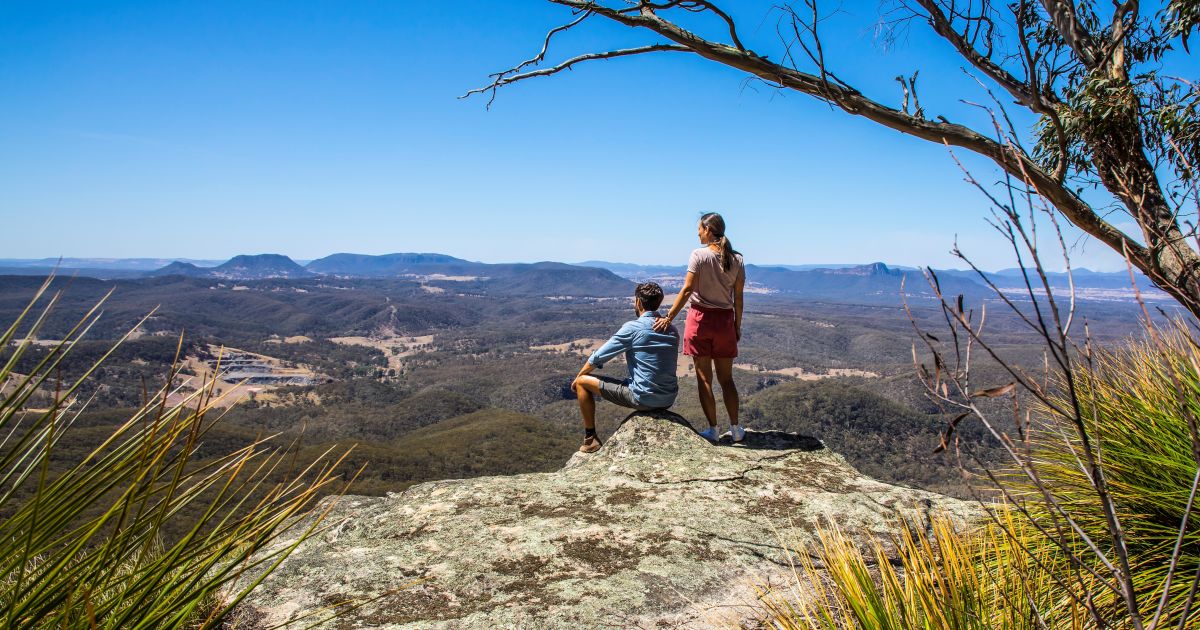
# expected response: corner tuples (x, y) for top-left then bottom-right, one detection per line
(0, 277), (352, 628)
(1016, 324), (1200, 626)
(761, 512), (1085, 630)
(762, 324), (1200, 629)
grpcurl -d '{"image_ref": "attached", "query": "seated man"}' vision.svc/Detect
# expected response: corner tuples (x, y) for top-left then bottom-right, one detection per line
(572, 282), (680, 453)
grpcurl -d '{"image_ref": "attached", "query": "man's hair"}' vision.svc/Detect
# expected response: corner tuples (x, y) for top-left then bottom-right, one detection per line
(635, 282), (664, 311)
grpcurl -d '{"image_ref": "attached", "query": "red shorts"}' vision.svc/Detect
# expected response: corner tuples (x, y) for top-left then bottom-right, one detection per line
(682, 304), (738, 358)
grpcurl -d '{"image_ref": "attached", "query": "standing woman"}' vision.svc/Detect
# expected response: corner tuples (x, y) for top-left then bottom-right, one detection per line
(654, 212), (746, 442)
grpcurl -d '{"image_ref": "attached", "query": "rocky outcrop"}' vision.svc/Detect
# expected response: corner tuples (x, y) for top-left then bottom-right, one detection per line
(235, 412), (978, 629)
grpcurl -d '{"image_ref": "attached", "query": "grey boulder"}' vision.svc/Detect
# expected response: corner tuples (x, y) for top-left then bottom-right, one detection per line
(233, 411), (978, 628)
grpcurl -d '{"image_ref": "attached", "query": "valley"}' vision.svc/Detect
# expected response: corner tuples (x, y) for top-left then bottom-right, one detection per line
(0, 254), (1170, 537)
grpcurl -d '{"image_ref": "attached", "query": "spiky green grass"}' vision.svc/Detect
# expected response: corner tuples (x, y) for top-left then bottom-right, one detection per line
(763, 324), (1200, 628)
(0, 277), (351, 628)
(1017, 324), (1200, 626)
(760, 512), (1084, 630)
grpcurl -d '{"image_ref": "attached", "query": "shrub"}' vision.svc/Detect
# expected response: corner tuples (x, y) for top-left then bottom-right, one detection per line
(764, 324), (1200, 628)
(760, 512), (1085, 629)
(0, 278), (350, 628)
(1015, 324), (1200, 626)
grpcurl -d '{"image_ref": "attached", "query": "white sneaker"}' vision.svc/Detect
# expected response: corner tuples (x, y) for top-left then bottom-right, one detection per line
(698, 426), (719, 442)
(730, 425), (746, 443)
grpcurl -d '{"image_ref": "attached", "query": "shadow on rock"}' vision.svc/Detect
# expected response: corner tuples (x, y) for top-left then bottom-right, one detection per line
(616, 409), (694, 431)
(719, 430), (823, 452)
(616, 409), (823, 452)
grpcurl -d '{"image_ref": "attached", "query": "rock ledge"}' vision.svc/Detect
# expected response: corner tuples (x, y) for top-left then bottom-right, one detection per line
(237, 412), (977, 629)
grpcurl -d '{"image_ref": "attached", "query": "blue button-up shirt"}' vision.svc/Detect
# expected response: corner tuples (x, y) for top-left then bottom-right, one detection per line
(587, 310), (679, 408)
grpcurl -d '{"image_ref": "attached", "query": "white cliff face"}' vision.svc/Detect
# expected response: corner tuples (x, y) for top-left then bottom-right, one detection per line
(234, 412), (978, 629)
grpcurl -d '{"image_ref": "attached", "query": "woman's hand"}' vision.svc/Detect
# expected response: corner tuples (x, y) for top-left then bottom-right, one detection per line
(656, 273), (693, 334)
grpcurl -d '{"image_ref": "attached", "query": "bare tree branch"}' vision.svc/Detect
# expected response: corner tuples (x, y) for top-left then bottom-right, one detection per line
(913, 0), (1059, 113)
(469, 1), (1200, 316)
(461, 44), (692, 105)
(511, 9), (595, 77)
(472, 0), (1149, 285)
(1039, 0), (1101, 67)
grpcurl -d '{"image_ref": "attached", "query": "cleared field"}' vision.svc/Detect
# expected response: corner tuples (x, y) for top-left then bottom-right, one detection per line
(167, 345), (323, 408)
(329, 332), (435, 371)
(733, 363), (878, 380)
(264, 335), (313, 344)
(530, 338), (606, 356)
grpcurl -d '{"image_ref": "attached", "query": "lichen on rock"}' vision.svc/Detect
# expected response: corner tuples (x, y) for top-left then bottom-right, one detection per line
(235, 411), (978, 628)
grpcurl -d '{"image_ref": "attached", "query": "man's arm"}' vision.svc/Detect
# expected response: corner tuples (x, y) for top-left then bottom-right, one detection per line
(575, 361), (596, 379)
(587, 322), (636, 369)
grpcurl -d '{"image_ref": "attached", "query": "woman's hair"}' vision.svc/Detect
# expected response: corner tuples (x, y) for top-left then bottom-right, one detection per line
(699, 212), (739, 271)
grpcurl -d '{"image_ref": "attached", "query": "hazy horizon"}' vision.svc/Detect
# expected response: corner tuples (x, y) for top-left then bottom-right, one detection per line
(0, 252), (1139, 274)
(1, 2), (1141, 272)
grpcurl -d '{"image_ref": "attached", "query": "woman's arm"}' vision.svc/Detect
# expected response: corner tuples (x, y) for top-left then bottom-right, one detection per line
(733, 266), (745, 340)
(653, 272), (696, 332)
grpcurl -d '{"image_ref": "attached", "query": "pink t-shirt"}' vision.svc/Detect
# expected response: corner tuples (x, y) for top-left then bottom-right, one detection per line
(687, 247), (744, 310)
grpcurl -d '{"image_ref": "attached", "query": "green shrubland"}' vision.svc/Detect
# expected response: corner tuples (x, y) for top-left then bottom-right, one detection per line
(767, 325), (1200, 628)
(0, 279), (349, 628)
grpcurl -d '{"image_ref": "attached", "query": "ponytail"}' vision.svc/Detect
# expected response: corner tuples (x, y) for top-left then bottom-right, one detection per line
(718, 236), (737, 272)
(700, 212), (739, 272)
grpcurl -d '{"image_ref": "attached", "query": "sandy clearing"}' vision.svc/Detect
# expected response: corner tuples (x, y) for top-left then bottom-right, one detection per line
(21, 339), (64, 347)
(255, 390), (323, 407)
(414, 274), (479, 282)
(1, 372), (26, 397)
(165, 346), (324, 408)
(264, 335), (313, 344)
(328, 333), (435, 371)
(733, 363), (879, 380)
(530, 338), (606, 357)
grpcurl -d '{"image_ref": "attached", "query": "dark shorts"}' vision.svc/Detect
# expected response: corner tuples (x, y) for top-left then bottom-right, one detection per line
(595, 375), (658, 411)
(682, 304), (738, 358)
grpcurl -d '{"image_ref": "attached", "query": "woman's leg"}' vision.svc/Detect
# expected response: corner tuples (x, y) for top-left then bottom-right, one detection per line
(693, 356), (718, 427)
(714, 358), (739, 426)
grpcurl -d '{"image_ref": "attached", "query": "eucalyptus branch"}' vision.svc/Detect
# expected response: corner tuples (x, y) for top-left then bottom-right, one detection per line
(462, 44), (692, 106)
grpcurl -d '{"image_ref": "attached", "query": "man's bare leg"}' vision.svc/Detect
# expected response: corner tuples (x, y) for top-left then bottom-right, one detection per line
(573, 375), (601, 429)
(573, 375), (604, 452)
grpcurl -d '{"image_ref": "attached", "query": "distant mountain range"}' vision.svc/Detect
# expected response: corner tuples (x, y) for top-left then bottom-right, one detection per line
(580, 260), (1169, 303)
(0, 254), (1170, 303)
(148, 254), (314, 280)
(0, 257), (226, 271)
(96, 253), (628, 297)
(576, 261), (882, 278)
(0, 257), (225, 279)
(306, 253), (473, 276)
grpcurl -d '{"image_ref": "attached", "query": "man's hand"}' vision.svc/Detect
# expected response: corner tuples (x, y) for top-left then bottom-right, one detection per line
(573, 361), (596, 389)
(653, 317), (672, 333)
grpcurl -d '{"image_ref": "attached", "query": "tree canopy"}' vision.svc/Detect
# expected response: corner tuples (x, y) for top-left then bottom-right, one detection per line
(472, 1), (1200, 314)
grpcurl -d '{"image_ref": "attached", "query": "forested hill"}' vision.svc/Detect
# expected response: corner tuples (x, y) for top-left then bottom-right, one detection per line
(581, 260), (1172, 304)
(0, 253), (1174, 308)
(0, 270), (632, 340)
(304, 252), (475, 276)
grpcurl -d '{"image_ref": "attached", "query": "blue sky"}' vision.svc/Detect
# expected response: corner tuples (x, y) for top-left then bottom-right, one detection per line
(0, 1), (1152, 270)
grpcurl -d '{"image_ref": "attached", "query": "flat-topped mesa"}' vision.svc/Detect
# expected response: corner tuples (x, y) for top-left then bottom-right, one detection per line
(234, 412), (979, 629)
